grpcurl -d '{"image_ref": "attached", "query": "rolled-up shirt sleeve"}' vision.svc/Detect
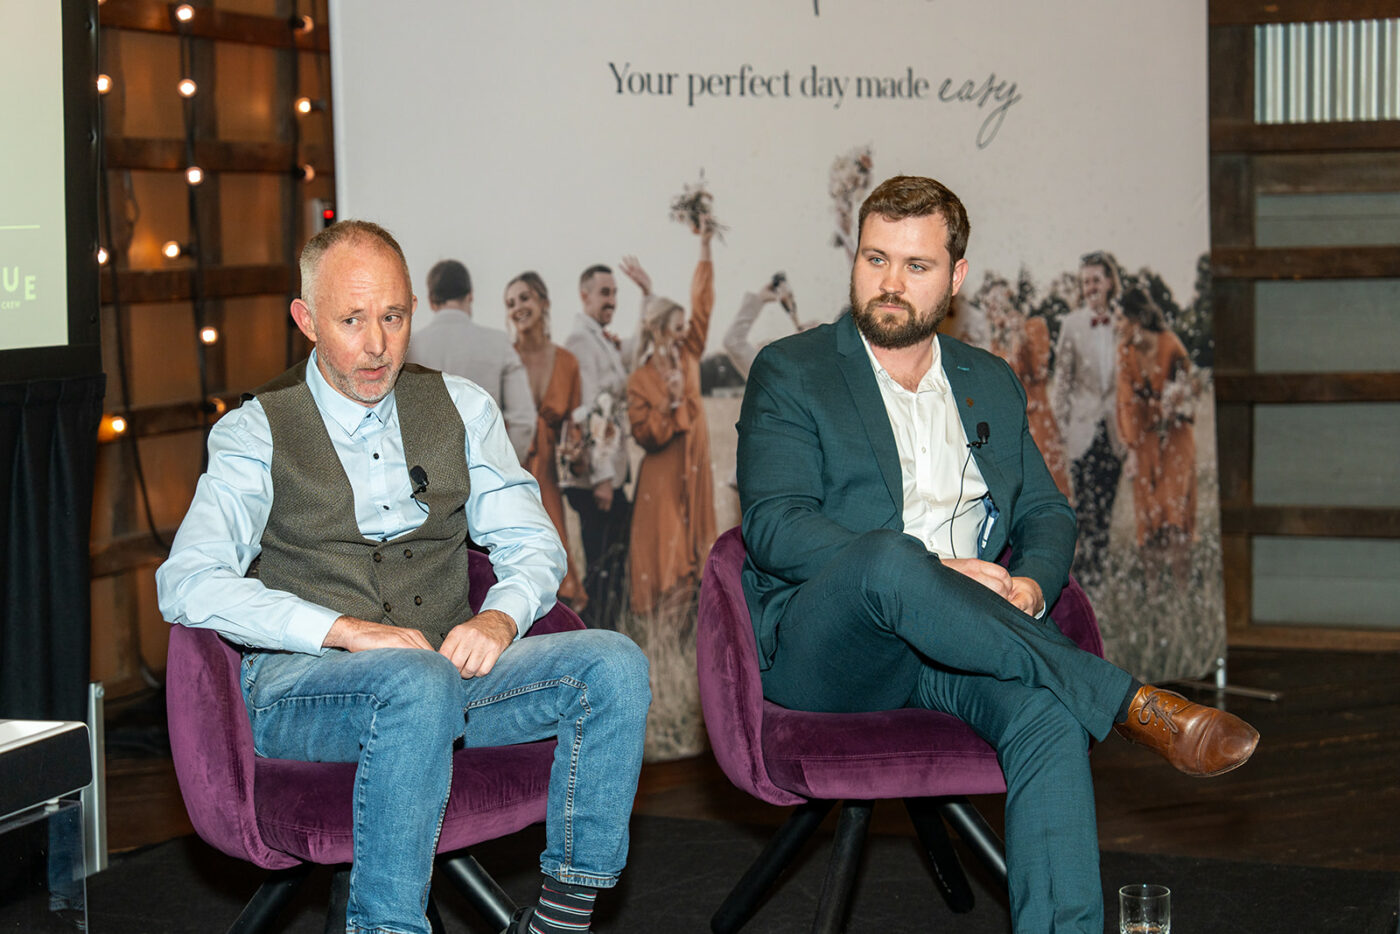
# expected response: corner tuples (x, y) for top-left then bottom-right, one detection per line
(449, 379), (566, 637)
(154, 401), (341, 655)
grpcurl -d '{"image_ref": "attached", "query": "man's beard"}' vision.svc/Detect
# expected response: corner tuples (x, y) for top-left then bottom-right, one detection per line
(849, 283), (952, 349)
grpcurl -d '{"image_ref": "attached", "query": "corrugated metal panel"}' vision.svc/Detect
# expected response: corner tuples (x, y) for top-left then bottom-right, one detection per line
(1255, 19), (1400, 123)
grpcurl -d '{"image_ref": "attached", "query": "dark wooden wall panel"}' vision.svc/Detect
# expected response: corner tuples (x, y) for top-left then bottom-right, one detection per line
(1208, 1), (1400, 649)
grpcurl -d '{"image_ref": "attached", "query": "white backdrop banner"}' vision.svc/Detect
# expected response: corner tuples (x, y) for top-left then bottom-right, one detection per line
(332, 0), (1225, 758)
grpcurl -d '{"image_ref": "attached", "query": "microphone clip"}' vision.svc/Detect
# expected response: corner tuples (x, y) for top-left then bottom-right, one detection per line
(967, 421), (991, 449)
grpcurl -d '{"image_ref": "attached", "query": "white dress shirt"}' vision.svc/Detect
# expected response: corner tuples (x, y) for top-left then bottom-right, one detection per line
(155, 351), (565, 655)
(860, 335), (989, 560)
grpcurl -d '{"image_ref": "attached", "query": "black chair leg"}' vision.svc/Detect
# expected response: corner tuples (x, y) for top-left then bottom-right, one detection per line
(426, 893), (447, 934)
(904, 797), (975, 913)
(440, 852), (517, 933)
(323, 866), (350, 934)
(711, 798), (837, 934)
(812, 801), (871, 934)
(228, 864), (313, 934)
(939, 797), (1008, 887)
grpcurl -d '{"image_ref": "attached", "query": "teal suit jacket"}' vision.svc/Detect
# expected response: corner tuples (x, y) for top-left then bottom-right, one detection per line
(736, 313), (1077, 669)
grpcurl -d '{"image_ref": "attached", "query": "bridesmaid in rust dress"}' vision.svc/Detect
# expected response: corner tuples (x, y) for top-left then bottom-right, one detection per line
(1115, 285), (1197, 590)
(622, 225), (717, 618)
(505, 271), (588, 611)
(981, 277), (1074, 502)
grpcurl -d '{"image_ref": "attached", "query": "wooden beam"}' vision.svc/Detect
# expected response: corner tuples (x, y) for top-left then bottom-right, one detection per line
(1210, 156), (1255, 247)
(1254, 152), (1400, 194)
(90, 529), (176, 579)
(1215, 404), (1254, 504)
(1213, 246), (1400, 279)
(1209, 25), (1254, 123)
(1222, 533), (1254, 637)
(1221, 505), (1400, 538)
(1215, 371), (1400, 403)
(104, 137), (336, 176)
(1212, 119), (1400, 154)
(100, 264), (294, 304)
(99, 0), (330, 52)
(1227, 623), (1400, 652)
(98, 393), (245, 443)
(1210, 0), (1400, 27)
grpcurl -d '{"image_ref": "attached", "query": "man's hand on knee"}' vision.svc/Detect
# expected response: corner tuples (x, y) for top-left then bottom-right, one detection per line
(323, 616), (435, 652)
(439, 610), (517, 679)
(940, 558), (1013, 600)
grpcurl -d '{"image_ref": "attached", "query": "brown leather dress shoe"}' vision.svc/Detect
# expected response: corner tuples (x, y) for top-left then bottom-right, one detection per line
(1113, 686), (1260, 777)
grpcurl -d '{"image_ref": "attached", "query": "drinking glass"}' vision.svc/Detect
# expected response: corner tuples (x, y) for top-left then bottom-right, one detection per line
(1119, 883), (1171, 934)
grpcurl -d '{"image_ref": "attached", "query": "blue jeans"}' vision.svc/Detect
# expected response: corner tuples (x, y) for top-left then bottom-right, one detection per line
(242, 629), (650, 934)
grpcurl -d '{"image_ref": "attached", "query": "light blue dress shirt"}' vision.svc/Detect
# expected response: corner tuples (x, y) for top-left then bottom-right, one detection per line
(155, 352), (566, 655)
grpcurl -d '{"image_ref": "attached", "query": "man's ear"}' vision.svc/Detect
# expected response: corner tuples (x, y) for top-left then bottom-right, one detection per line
(290, 298), (318, 344)
(951, 258), (970, 296)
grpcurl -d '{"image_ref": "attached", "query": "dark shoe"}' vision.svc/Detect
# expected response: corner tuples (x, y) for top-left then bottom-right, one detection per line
(1113, 686), (1259, 776)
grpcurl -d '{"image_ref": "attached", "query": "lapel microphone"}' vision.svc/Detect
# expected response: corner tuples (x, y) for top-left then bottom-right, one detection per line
(968, 421), (991, 449)
(409, 465), (429, 495)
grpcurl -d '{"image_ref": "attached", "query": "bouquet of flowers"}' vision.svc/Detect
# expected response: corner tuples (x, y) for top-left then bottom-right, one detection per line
(669, 171), (727, 240)
(560, 390), (627, 482)
(829, 145), (874, 255)
(1158, 366), (1199, 432)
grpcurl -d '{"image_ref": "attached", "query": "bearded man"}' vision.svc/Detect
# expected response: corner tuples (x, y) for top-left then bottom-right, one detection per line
(734, 175), (1258, 932)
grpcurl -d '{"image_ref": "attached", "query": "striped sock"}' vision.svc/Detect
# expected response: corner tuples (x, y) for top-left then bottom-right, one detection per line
(528, 878), (597, 934)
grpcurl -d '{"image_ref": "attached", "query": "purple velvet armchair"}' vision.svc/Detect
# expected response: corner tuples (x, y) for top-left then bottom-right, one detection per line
(696, 526), (1104, 934)
(166, 548), (584, 934)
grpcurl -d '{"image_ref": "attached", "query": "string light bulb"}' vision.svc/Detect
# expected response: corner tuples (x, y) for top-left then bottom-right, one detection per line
(178, 78), (197, 98)
(173, 4), (194, 23)
(290, 13), (315, 34)
(96, 74), (112, 94)
(207, 396), (228, 416)
(186, 166), (204, 185)
(97, 247), (109, 265)
(199, 326), (219, 345)
(294, 97), (315, 115)
(298, 163), (316, 182)
(98, 414), (128, 442)
(162, 240), (184, 260)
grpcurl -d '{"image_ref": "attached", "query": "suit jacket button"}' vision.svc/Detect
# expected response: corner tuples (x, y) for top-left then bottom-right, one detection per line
(383, 602), (392, 613)
(372, 552), (383, 563)
(403, 548), (413, 558)
(414, 596), (423, 606)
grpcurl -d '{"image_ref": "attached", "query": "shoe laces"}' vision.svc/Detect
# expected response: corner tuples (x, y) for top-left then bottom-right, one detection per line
(1133, 691), (1181, 734)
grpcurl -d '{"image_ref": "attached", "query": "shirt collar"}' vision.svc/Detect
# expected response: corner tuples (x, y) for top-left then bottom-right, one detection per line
(306, 348), (397, 437)
(858, 331), (948, 394)
(579, 313), (607, 338)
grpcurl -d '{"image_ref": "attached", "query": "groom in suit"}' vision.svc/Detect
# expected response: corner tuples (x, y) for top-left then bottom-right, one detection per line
(735, 175), (1258, 932)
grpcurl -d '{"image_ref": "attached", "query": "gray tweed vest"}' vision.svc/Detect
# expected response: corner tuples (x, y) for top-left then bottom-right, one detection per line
(249, 361), (473, 649)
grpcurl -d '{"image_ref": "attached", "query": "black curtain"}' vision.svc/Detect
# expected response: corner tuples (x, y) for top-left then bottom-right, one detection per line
(0, 374), (105, 722)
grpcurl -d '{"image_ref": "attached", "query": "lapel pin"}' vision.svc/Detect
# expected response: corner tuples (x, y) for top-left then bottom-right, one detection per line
(966, 398), (974, 407)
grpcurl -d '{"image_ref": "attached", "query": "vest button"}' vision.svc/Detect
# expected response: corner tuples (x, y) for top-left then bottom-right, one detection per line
(383, 602), (392, 613)
(403, 548), (413, 558)
(372, 552), (383, 562)
(414, 596), (423, 606)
